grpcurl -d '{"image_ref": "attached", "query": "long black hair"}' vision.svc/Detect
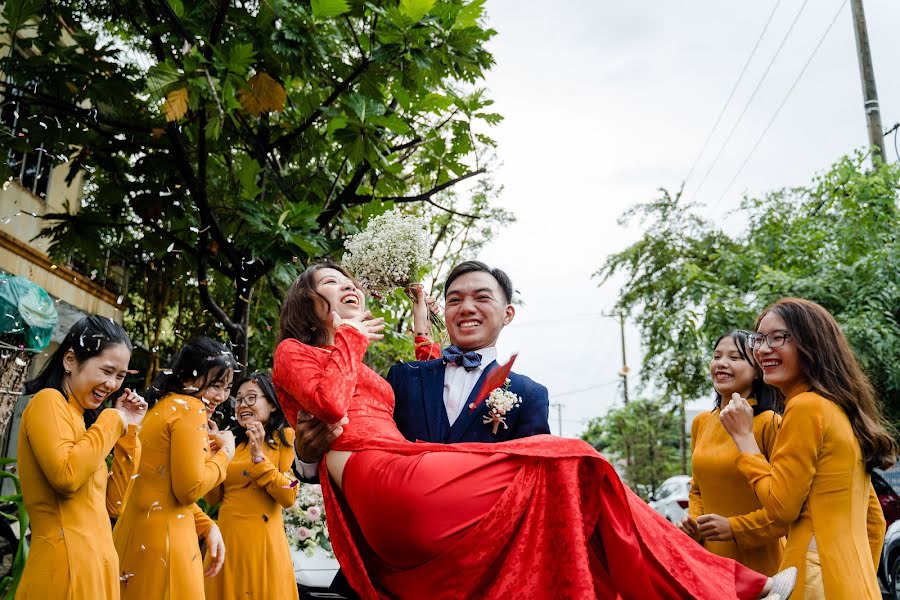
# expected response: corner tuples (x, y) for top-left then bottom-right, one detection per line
(712, 329), (783, 416)
(231, 372), (290, 448)
(145, 337), (239, 407)
(25, 315), (133, 396)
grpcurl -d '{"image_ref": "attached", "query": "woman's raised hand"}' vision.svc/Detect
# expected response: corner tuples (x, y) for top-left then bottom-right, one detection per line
(246, 420), (266, 461)
(332, 311), (385, 341)
(409, 284), (439, 336)
(115, 388), (148, 428)
(719, 393), (755, 437)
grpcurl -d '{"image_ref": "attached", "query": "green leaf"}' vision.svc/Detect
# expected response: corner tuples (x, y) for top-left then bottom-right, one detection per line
(454, 0), (485, 29)
(310, 0), (350, 18)
(399, 0), (435, 23)
(146, 60), (182, 96)
(224, 43), (257, 75)
(166, 0), (184, 18)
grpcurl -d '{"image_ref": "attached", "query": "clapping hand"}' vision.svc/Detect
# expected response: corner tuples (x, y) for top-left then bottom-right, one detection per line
(677, 515), (703, 543)
(332, 310), (385, 341)
(697, 514), (735, 542)
(212, 429), (236, 460)
(719, 393), (762, 454)
(246, 420), (266, 461)
(114, 388), (148, 427)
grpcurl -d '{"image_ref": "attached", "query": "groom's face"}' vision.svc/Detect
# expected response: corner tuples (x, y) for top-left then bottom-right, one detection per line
(444, 272), (515, 352)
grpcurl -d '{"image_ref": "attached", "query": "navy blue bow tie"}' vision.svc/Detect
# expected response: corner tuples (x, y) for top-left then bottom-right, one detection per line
(442, 345), (482, 371)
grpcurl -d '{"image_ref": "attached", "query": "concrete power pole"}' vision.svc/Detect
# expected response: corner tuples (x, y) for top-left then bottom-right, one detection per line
(618, 313), (630, 404)
(550, 402), (564, 437)
(850, 0), (886, 160)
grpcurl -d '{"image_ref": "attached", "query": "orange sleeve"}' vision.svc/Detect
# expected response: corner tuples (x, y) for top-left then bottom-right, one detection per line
(192, 503), (216, 538)
(866, 482), (886, 567)
(687, 415), (704, 519)
(736, 394), (824, 525)
(248, 429), (299, 509)
(25, 390), (125, 496)
(273, 326), (369, 426)
(203, 481), (224, 507)
(169, 398), (229, 505)
(106, 424), (142, 517)
(414, 336), (441, 361)
(728, 412), (789, 549)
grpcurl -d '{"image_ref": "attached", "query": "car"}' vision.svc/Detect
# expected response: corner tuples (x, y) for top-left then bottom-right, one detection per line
(879, 518), (900, 599)
(648, 475), (691, 524)
(874, 471), (900, 529)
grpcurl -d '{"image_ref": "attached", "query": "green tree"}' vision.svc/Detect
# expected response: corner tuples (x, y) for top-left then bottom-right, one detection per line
(596, 152), (900, 436)
(1, 0), (504, 366)
(581, 398), (681, 499)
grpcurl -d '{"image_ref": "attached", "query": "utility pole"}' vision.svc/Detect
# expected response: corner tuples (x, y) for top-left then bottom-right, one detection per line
(550, 402), (564, 437)
(850, 0), (886, 160)
(618, 313), (630, 404)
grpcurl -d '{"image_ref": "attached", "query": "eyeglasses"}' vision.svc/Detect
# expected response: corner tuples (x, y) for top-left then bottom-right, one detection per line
(232, 393), (259, 408)
(748, 332), (791, 349)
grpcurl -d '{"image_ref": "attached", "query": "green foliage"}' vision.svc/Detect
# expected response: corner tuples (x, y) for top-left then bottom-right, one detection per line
(1, 0), (506, 368)
(0, 459), (28, 599)
(581, 399), (681, 499)
(596, 152), (900, 426)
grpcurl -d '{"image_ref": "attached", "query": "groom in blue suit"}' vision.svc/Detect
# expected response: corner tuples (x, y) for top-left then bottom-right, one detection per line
(387, 260), (550, 444)
(294, 261), (550, 598)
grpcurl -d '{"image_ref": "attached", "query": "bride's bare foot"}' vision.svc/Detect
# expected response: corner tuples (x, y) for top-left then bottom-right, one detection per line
(760, 566), (797, 599)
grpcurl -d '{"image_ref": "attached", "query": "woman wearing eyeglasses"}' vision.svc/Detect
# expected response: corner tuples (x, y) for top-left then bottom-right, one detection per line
(721, 298), (896, 599)
(203, 372), (299, 600)
(679, 330), (786, 575)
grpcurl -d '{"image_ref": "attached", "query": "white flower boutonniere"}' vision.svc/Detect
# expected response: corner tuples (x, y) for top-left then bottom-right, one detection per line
(483, 379), (522, 435)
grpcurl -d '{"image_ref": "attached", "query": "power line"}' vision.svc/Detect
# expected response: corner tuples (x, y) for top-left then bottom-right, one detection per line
(683, 0), (784, 186)
(717, 0), (849, 203)
(692, 0), (810, 199)
(553, 380), (621, 397)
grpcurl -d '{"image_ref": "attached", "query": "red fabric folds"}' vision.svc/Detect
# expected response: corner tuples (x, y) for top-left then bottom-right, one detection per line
(273, 328), (768, 600)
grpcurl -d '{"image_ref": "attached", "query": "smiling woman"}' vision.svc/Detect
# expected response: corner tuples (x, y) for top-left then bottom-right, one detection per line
(16, 316), (147, 600)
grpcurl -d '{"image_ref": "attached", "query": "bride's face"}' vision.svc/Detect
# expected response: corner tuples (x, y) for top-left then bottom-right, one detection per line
(314, 268), (365, 324)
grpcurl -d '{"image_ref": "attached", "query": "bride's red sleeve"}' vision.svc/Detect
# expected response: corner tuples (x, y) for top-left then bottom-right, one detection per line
(273, 326), (369, 427)
(414, 335), (441, 360)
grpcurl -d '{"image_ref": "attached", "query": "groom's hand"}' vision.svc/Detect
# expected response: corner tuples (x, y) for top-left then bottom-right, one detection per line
(294, 410), (348, 463)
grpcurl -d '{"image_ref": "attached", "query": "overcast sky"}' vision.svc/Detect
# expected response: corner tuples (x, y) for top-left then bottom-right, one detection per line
(475, 0), (900, 437)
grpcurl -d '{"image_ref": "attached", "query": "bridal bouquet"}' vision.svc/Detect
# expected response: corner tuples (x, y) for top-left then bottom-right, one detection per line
(342, 209), (430, 297)
(283, 483), (333, 558)
(342, 208), (444, 331)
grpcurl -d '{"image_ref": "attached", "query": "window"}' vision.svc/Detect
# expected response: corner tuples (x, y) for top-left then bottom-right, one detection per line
(1, 81), (51, 200)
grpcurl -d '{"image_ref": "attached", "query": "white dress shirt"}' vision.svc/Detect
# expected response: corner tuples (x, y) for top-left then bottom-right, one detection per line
(443, 346), (496, 425)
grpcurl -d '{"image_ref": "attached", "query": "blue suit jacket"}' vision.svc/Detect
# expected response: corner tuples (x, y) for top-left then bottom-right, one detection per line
(386, 358), (551, 444)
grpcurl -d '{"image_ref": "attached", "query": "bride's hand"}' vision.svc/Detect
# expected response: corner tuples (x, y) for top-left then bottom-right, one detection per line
(332, 311), (385, 341)
(409, 284), (439, 336)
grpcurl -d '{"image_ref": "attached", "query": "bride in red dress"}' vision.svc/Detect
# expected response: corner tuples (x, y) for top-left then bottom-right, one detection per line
(272, 263), (796, 600)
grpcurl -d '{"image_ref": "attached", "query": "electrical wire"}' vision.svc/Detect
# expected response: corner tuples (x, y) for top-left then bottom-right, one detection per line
(683, 0), (783, 186)
(717, 0), (849, 203)
(691, 0), (810, 199)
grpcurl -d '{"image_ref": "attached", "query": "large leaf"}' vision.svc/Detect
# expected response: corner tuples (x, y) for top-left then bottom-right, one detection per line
(164, 87), (189, 122)
(454, 0), (485, 29)
(238, 72), (286, 116)
(399, 0), (435, 23)
(310, 0), (350, 18)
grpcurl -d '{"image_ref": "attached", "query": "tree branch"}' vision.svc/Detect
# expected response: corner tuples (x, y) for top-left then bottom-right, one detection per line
(346, 168), (487, 210)
(271, 59), (372, 152)
(209, 0), (230, 44)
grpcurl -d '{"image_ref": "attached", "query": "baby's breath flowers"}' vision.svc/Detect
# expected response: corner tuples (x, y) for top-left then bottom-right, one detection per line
(342, 209), (430, 297)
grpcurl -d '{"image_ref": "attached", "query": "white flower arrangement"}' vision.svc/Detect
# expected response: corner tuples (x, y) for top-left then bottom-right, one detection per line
(283, 483), (333, 558)
(342, 209), (430, 296)
(483, 379), (522, 435)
